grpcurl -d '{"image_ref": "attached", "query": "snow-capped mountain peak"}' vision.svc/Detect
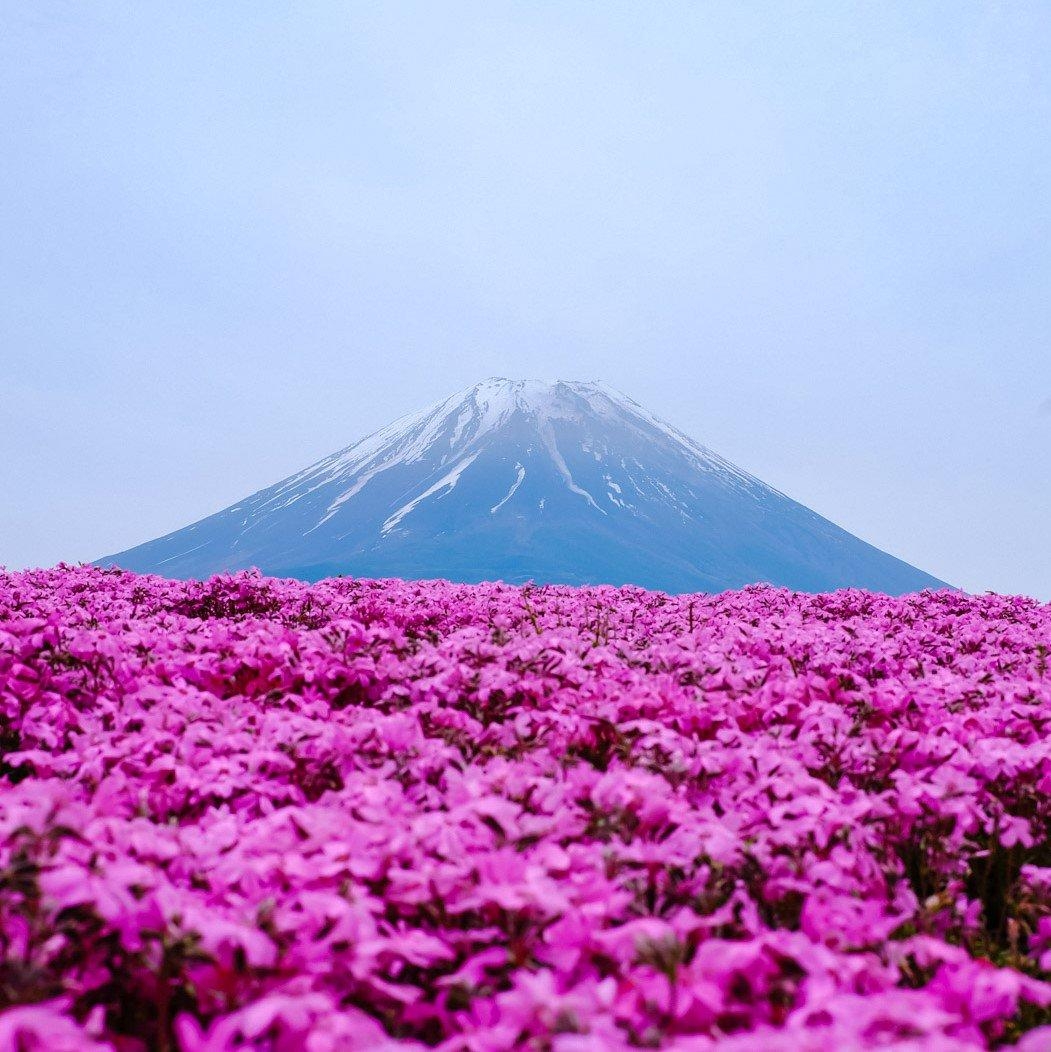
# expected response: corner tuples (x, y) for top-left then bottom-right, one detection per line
(99, 379), (947, 594)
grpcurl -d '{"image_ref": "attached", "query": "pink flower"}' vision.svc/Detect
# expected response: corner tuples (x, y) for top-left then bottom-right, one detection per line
(0, 1001), (111, 1051)
(1, 567), (1050, 1049)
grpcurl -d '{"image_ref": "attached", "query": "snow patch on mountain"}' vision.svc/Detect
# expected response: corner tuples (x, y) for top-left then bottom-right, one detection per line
(491, 463), (526, 514)
(539, 423), (605, 514)
(381, 453), (479, 535)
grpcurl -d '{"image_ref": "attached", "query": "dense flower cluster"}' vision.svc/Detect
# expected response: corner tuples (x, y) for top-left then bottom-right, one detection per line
(0, 567), (1049, 1050)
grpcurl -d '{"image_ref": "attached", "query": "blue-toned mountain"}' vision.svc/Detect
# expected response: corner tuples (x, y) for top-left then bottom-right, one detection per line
(98, 378), (947, 593)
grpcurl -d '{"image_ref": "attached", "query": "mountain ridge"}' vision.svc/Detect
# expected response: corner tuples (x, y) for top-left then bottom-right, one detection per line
(98, 378), (948, 594)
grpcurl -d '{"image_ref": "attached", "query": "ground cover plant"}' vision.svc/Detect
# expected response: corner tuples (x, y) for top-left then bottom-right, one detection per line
(0, 566), (1049, 1050)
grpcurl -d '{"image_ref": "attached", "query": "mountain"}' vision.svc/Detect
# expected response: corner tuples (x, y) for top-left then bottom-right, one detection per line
(97, 378), (948, 594)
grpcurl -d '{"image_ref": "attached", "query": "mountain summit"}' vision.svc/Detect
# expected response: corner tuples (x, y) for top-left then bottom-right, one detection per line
(99, 378), (946, 593)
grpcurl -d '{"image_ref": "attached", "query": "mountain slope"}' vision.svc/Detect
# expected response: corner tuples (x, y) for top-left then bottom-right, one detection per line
(98, 378), (948, 594)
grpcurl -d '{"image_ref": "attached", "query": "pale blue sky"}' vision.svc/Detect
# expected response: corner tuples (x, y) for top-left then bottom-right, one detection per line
(2, 3), (1049, 596)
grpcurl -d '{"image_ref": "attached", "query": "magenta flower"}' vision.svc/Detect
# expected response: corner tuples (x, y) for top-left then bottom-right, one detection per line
(0, 567), (1048, 1048)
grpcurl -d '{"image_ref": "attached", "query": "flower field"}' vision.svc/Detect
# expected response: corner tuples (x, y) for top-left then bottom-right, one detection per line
(1, 567), (1049, 1051)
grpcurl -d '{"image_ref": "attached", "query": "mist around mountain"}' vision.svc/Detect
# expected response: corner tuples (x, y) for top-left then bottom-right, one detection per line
(98, 379), (948, 594)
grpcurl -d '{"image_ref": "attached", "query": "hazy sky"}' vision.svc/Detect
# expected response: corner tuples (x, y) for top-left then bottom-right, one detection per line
(3, 3), (1049, 597)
